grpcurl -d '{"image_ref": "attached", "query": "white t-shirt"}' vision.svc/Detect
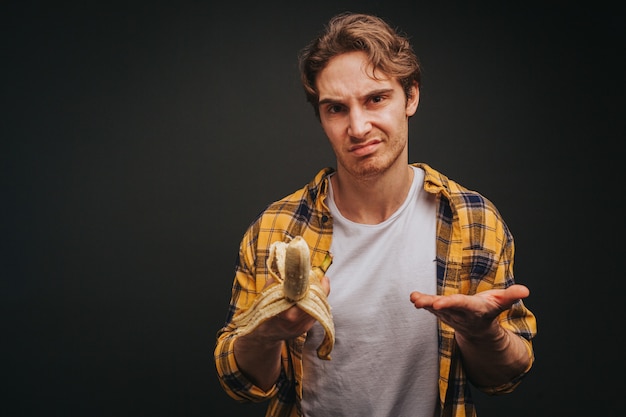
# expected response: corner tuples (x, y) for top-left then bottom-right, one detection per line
(301, 166), (439, 417)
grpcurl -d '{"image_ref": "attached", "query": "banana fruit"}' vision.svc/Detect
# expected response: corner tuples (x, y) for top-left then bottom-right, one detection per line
(232, 236), (335, 360)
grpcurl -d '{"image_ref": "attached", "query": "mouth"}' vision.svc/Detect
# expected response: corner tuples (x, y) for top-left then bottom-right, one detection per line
(349, 140), (381, 157)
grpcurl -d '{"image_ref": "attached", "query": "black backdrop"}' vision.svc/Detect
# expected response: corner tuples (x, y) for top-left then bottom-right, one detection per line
(3, 1), (624, 416)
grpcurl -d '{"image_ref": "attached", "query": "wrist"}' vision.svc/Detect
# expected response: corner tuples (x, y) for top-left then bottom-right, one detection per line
(455, 321), (509, 351)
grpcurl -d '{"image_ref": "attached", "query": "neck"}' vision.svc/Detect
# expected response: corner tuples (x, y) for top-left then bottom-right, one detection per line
(331, 164), (414, 224)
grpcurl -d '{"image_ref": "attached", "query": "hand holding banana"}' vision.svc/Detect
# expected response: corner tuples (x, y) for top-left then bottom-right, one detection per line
(232, 236), (335, 360)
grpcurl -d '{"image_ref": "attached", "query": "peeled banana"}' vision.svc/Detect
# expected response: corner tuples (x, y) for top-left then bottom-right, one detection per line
(232, 236), (335, 360)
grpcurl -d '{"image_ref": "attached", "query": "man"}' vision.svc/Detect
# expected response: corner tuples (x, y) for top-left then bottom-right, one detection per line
(215, 12), (537, 417)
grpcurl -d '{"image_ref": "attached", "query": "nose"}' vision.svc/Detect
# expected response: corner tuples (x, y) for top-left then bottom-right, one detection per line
(347, 107), (371, 139)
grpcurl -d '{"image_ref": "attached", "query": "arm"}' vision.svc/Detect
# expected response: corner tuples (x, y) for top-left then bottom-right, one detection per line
(233, 303), (322, 391)
(216, 174), (334, 400)
(217, 271), (332, 395)
(418, 182), (537, 391)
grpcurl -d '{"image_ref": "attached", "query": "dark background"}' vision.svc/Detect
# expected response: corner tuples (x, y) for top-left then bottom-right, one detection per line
(2, 1), (624, 416)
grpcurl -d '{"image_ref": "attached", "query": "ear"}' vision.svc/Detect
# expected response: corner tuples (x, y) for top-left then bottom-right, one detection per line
(405, 81), (419, 117)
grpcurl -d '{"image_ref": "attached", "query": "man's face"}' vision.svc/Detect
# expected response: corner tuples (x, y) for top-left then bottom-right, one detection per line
(316, 51), (419, 180)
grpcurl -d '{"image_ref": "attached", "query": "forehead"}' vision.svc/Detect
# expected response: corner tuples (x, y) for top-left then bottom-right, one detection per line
(316, 51), (397, 99)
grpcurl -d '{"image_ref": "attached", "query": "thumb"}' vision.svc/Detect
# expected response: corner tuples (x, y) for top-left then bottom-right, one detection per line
(506, 284), (530, 300)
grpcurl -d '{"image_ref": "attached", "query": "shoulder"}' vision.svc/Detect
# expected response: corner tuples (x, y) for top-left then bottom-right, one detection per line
(246, 167), (334, 235)
(265, 167), (333, 214)
(412, 162), (504, 224)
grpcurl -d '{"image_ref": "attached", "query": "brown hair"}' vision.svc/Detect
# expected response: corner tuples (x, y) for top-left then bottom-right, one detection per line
(298, 12), (422, 118)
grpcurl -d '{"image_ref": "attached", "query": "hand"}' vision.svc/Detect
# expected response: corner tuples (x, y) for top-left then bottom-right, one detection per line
(250, 274), (332, 344)
(233, 274), (331, 390)
(409, 284), (529, 338)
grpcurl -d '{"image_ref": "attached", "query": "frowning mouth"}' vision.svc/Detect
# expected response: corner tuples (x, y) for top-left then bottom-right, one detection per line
(349, 140), (381, 156)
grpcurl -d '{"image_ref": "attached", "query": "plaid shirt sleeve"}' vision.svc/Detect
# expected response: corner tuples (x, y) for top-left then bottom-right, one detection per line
(214, 168), (334, 414)
(419, 163), (537, 416)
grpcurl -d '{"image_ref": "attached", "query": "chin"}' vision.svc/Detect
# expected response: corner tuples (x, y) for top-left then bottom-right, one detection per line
(350, 161), (387, 179)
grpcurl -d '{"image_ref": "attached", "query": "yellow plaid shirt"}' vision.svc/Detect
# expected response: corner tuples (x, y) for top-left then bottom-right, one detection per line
(215, 163), (537, 417)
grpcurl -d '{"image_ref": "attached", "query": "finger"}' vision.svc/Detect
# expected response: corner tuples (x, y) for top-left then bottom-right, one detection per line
(319, 274), (331, 296)
(279, 305), (305, 322)
(409, 291), (436, 308)
(277, 305), (317, 336)
(493, 284), (530, 310)
(506, 284), (530, 299)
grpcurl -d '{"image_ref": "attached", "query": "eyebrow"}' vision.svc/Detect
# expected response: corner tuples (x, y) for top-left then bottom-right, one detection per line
(318, 88), (395, 106)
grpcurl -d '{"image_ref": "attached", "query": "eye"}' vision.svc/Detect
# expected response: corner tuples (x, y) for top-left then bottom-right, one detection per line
(326, 104), (344, 114)
(370, 95), (385, 104)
